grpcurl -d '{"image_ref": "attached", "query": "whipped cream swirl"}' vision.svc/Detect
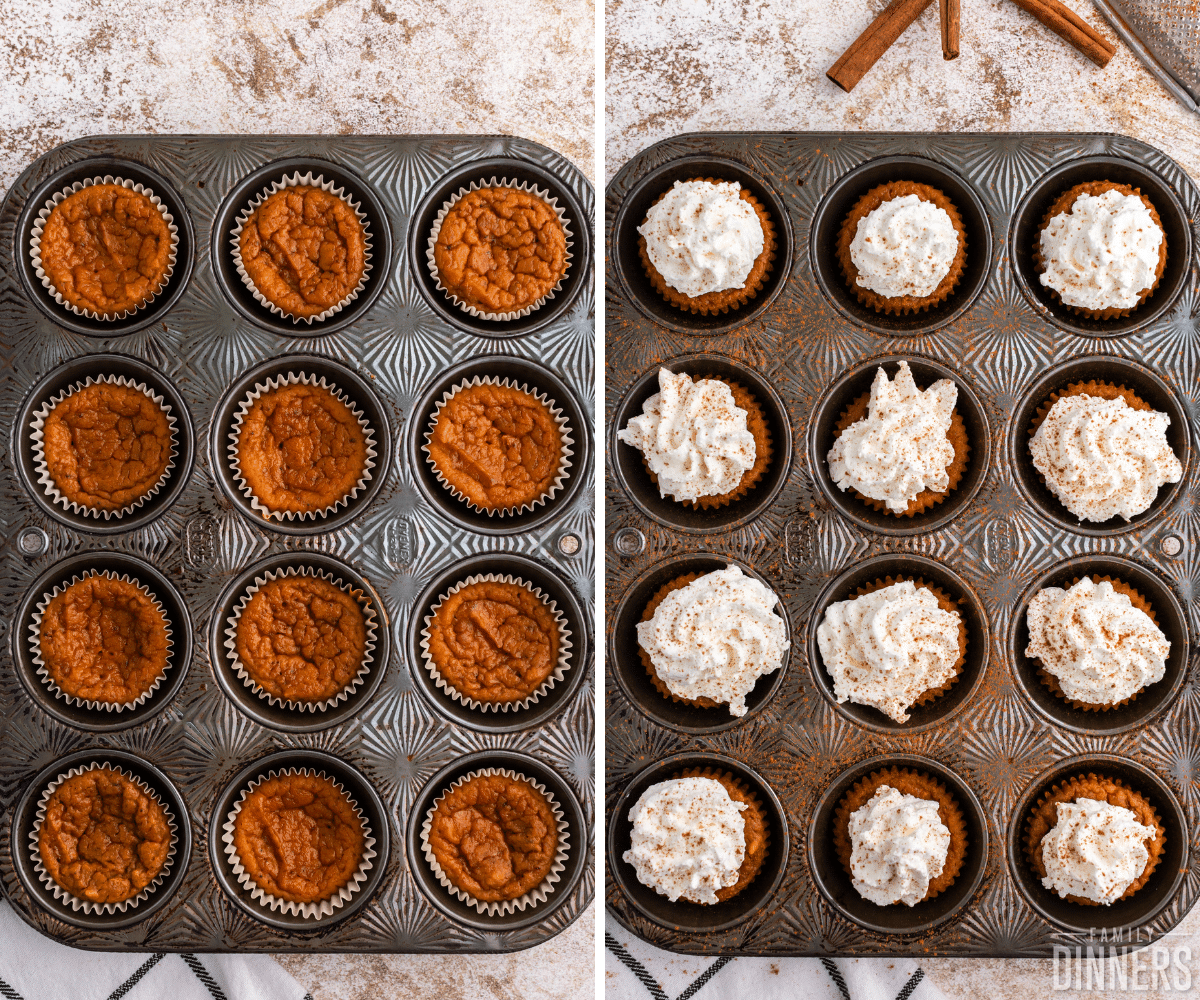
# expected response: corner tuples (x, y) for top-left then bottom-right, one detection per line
(617, 368), (755, 503)
(1029, 393), (1181, 522)
(827, 362), (958, 513)
(1038, 189), (1164, 311)
(817, 580), (962, 723)
(1040, 797), (1156, 904)
(639, 180), (765, 298)
(623, 776), (746, 904)
(1026, 577), (1169, 706)
(637, 565), (788, 717)
(850, 194), (959, 299)
(849, 785), (951, 907)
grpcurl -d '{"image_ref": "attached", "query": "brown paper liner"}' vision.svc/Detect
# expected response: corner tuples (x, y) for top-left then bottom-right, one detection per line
(672, 767), (769, 903)
(833, 389), (969, 517)
(638, 572), (720, 708)
(1033, 181), (1167, 320)
(836, 181), (967, 315)
(1024, 772), (1165, 906)
(639, 177), (776, 315)
(641, 376), (772, 510)
(851, 576), (967, 706)
(834, 766), (967, 904)
(1031, 575), (1159, 712)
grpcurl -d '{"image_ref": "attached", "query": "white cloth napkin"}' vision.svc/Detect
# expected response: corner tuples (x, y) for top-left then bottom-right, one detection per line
(605, 913), (949, 1000)
(0, 901), (309, 1000)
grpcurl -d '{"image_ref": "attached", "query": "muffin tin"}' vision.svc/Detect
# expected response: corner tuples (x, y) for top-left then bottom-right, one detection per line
(605, 132), (1199, 957)
(0, 134), (594, 953)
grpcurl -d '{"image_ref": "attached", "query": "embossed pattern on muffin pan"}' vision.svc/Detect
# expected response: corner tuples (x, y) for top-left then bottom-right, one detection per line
(0, 134), (594, 953)
(606, 132), (1198, 957)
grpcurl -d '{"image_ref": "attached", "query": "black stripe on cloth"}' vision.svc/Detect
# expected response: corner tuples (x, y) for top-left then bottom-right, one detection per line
(677, 956), (730, 1000)
(107, 954), (165, 1000)
(896, 968), (925, 1000)
(821, 958), (852, 1000)
(0, 977), (23, 1000)
(181, 955), (228, 1000)
(606, 932), (670, 1000)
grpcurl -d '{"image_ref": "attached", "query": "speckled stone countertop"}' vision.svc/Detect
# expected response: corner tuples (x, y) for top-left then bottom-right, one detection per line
(0, 2), (594, 998)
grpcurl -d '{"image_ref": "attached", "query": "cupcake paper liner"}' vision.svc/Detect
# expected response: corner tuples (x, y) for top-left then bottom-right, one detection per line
(421, 375), (574, 517)
(29, 570), (172, 713)
(420, 767), (570, 916)
(228, 371), (377, 522)
(30, 763), (178, 914)
(230, 171), (373, 325)
(427, 177), (573, 322)
(419, 572), (572, 713)
(30, 375), (178, 521)
(224, 565), (378, 712)
(29, 175), (179, 322)
(221, 767), (377, 919)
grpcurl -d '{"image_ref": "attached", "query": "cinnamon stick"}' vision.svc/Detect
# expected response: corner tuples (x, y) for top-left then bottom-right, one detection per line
(828, 0), (935, 93)
(1006, 0), (1115, 67)
(940, 0), (960, 59)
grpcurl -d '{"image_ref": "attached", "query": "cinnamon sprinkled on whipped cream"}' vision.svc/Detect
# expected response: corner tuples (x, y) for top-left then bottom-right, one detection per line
(1040, 797), (1156, 904)
(848, 785), (950, 907)
(850, 195), (958, 300)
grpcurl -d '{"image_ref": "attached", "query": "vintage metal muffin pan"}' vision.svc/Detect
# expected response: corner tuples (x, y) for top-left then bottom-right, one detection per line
(0, 134), (594, 953)
(605, 132), (1200, 956)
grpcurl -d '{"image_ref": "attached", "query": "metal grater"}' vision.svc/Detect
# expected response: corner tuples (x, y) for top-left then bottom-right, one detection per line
(1097, 0), (1200, 109)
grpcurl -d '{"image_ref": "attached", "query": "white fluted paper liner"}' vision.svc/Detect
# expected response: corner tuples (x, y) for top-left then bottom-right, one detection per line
(228, 371), (377, 522)
(419, 573), (572, 713)
(29, 175), (178, 321)
(421, 766), (569, 916)
(426, 177), (573, 321)
(30, 375), (178, 521)
(224, 565), (377, 712)
(221, 767), (377, 919)
(29, 570), (172, 713)
(230, 171), (373, 325)
(29, 762), (178, 914)
(421, 375), (574, 517)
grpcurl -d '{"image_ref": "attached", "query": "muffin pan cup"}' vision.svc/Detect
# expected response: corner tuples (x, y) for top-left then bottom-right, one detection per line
(606, 132), (1199, 958)
(0, 134), (593, 954)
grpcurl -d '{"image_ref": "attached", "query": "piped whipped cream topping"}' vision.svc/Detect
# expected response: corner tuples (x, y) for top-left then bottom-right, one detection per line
(850, 194), (959, 299)
(1029, 393), (1182, 523)
(617, 368), (756, 503)
(827, 362), (958, 513)
(1025, 577), (1169, 706)
(1040, 797), (1156, 904)
(1038, 189), (1164, 311)
(623, 776), (747, 904)
(849, 785), (951, 907)
(637, 566), (788, 717)
(817, 581), (962, 723)
(639, 180), (765, 298)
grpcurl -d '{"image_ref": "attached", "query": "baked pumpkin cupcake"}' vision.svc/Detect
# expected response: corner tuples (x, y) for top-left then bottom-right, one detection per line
(422, 768), (566, 912)
(420, 574), (570, 712)
(828, 362), (968, 518)
(227, 568), (375, 710)
(637, 566), (789, 716)
(617, 368), (771, 510)
(34, 571), (171, 710)
(1025, 773), (1164, 905)
(638, 177), (775, 316)
(34, 764), (175, 910)
(225, 769), (373, 915)
(834, 767), (966, 907)
(32, 180), (177, 319)
(234, 178), (371, 322)
(33, 377), (176, 518)
(430, 182), (571, 319)
(231, 373), (375, 521)
(1028, 381), (1181, 523)
(623, 769), (767, 905)
(1025, 575), (1169, 711)
(836, 181), (966, 315)
(1034, 181), (1166, 320)
(423, 376), (572, 515)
